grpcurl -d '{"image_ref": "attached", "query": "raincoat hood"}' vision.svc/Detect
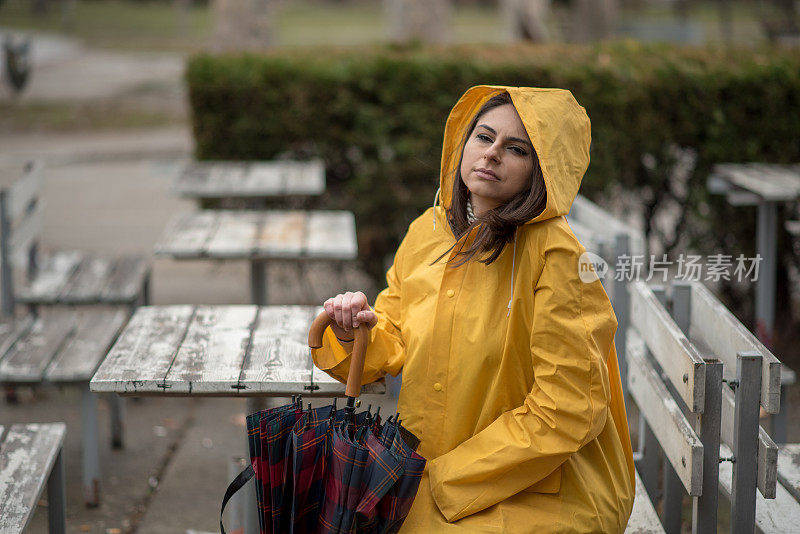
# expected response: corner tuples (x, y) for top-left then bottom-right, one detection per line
(433, 85), (591, 227)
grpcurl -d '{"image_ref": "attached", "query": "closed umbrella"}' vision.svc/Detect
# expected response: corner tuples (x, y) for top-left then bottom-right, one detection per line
(220, 311), (426, 534)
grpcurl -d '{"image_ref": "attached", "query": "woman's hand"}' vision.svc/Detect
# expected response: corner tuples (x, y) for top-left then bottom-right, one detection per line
(323, 291), (378, 341)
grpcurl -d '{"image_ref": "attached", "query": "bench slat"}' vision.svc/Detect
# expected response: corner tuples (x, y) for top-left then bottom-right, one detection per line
(719, 443), (800, 534)
(16, 250), (82, 303)
(59, 256), (113, 303)
(91, 305), (195, 393)
(690, 282), (782, 413)
(719, 385), (778, 498)
(162, 305), (258, 394)
(625, 470), (665, 533)
(305, 211), (358, 260)
(0, 315), (76, 382)
(285, 159), (325, 195)
(0, 316), (35, 361)
(244, 162), (288, 196)
(630, 281), (706, 412)
(777, 444), (800, 503)
(204, 211), (261, 258)
(238, 306), (317, 394)
(627, 329), (704, 495)
(0, 423), (66, 533)
(46, 308), (128, 382)
(101, 256), (149, 303)
(255, 211), (306, 257)
(154, 212), (218, 258)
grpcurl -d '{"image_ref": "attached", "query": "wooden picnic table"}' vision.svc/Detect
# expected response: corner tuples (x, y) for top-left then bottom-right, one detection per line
(90, 304), (384, 534)
(174, 160), (325, 202)
(89, 305), (383, 399)
(154, 210), (358, 305)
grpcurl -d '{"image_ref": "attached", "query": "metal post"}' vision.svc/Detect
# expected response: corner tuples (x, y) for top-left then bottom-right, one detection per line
(0, 190), (15, 315)
(663, 281), (691, 534)
(228, 456), (247, 534)
(613, 233), (630, 395)
(108, 393), (125, 449)
(637, 417), (661, 504)
(693, 360), (722, 534)
(82, 386), (101, 507)
(250, 260), (268, 306)
(47, 448), (67, 534)
(730, 352), (763, 534)
(772, 384), (789, 444)
(755, 201), (777, 348)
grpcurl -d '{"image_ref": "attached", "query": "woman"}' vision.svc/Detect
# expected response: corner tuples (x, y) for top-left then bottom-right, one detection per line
(311, 86), (635, 532)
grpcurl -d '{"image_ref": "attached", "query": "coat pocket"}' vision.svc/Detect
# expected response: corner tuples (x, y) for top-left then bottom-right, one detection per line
(522, 465), (562, 494)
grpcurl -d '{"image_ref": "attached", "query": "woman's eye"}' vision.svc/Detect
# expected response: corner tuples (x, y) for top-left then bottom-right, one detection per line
(476, 133), (492, 143)
(509, 146), (527, 156)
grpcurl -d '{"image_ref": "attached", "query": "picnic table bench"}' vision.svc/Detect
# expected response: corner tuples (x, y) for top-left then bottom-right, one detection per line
(175, 160), (326, 201)
(0, 422), (67, 533)
(1, 161), (151, 313)
(0, 307), (128, 507)
(154, 210), (357, 305)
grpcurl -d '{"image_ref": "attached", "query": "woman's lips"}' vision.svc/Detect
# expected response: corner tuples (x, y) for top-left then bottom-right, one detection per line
(475, 168), (499, 181)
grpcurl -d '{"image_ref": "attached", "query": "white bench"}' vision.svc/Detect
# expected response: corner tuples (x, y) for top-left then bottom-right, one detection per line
(1, 161), (151, 312)
(0, 423), (67, 533)
(0, 307), (128, 507)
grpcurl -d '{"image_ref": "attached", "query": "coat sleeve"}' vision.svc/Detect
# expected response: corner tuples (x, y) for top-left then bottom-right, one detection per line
(310, 239), (406, 385)
(427, 237), (614, 522)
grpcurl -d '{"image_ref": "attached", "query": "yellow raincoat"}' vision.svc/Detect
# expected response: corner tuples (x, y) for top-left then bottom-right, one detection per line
(311, 86), (635, 533)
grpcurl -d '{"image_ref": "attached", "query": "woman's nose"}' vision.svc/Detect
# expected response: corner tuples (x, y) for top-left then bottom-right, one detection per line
(483, 142), (501, 162)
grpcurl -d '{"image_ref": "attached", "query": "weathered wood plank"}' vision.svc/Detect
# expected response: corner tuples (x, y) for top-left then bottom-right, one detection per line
(238, 306), (317, 394)
(689, 282), (782, 413)
(568, 194), (646, 255)
(304, 211), (358, 260)
(243, 162), (287, 196)
(204, 211), (261, 259)
(624, 470), (665, 533)
(719, 443), (800, 534)
(777, 444), (800, 503)
(90, 305), (194, 394)
(0, 315), (76, 382)
(46, 308), (128, 382)
(719, 384), (779, 498)
(0, 316), (35, 363)
(59, 256), (113, 303)
(748, 164), (800, 198)
(162, 305), (258, 394)
(254, 211), (306, 257)
(101, 256), (149, 304)
(0, 423), (66, 533)
(627, 329), (704, 495)
(630, 281), (706, 412)
(15, 250), (83, 303)
(285, 159), (325, 195)
(154, 211), (219, 258)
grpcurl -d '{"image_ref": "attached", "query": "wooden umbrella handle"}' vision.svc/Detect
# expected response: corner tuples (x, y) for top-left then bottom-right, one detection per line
(308, 310), (370, 398)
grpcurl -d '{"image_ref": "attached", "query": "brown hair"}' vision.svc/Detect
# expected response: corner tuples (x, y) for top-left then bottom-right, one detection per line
(432, 92), (547, 268)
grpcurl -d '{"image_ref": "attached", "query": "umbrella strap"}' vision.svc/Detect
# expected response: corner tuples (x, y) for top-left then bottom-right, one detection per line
(219, 463), (254, 534)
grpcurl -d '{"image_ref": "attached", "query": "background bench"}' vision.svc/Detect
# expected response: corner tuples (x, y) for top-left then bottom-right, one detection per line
(1, 161), (150, 313)
(0, 422), (67, 533)
(0, 307), (127, 507)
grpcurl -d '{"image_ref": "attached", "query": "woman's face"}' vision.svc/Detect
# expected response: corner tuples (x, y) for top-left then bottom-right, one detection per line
(459, 103), (534, 213)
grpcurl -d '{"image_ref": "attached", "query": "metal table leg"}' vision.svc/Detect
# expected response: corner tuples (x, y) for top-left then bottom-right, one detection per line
(250, 260), (268, 306)
(82, 385), (100, 507)
(755, 201), (778, 347)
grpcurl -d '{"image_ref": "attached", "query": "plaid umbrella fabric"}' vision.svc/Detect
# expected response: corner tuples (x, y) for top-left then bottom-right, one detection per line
(220, 311), (426, 534)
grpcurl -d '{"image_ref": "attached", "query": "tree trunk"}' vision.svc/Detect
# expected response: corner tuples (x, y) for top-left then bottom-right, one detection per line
(385, 0), (452, 44)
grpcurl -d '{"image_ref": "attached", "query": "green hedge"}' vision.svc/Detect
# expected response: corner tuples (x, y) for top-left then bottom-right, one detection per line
(186, 43), (800, 309)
